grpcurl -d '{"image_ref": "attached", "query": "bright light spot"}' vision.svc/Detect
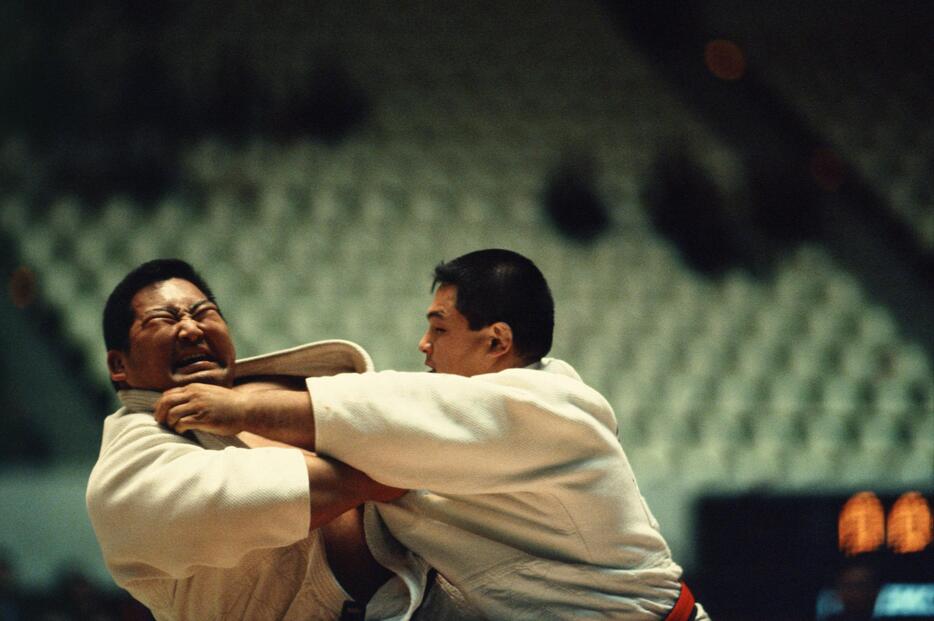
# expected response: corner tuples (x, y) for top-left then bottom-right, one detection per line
(887, 491), (932, 554)
(839, 491), (885, 556)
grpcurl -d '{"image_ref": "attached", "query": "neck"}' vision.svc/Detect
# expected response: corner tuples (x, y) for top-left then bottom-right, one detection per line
(490, 353), (528, 373)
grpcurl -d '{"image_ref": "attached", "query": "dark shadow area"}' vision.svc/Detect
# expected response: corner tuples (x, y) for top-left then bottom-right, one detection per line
(604, 0), (934, 356)
(0, 553), (154, 621)
(697, 492), (934, 621)
(0, 2), (370, 205)
(643, 149), (761, 276)
(543, 153), (610, 243)
(0, 409), (52, 466)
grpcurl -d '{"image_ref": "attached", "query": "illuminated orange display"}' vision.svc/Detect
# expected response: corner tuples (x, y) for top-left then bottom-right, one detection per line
(838, 491), (885, 556)
(887, 491), (933, 554)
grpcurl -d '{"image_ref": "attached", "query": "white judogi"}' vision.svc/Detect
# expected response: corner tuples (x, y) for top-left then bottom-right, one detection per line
(86, 341), (448, 621)
(309, 357), (710, 620)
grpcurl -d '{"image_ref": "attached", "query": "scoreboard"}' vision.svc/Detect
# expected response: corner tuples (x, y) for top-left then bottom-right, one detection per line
(696, 490), (933, 620)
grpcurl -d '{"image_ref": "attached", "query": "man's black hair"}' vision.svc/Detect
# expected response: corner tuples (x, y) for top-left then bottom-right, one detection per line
(432, 249), (554, 364)
(102, 258), (218, 353)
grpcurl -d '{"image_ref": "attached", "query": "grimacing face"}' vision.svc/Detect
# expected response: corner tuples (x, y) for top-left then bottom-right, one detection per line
(417, 284), (495, 377)
(107, 278), (236, 391)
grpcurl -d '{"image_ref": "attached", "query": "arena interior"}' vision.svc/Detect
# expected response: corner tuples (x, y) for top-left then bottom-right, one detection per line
(0, 1), (931, 619)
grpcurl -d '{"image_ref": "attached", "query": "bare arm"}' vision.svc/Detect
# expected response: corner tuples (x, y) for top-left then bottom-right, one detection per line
(153, 383), (402, 518)
(154, 383), (318, 450)
(321, 507), (394, 604)
(304, 453), (403, 530)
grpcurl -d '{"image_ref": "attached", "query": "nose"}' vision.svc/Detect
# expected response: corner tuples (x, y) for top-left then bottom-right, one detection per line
(418, 331), (431, 354)
(177, 315), (205, 342)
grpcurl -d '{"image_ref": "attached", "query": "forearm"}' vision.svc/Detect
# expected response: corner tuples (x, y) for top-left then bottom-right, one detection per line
(321, 508), (393, 604)
(157, 384), (318, 450)
(242, 389), (317, 450)
(305, 454), (404, 531)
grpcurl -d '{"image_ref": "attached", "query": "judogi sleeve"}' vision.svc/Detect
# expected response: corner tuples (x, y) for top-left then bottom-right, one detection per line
(86, 412), (310, 582)
(308, 369), (622, 494)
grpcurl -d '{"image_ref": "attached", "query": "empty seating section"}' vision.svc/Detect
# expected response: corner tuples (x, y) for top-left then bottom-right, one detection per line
(709, 3), (934, 252)
(1, 0), (931, 505)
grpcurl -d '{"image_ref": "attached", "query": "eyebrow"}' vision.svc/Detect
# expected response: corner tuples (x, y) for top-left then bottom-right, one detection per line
(189, 298), (215, 313)
(142, 298), (213, 318)
(426, 309), (446, 320)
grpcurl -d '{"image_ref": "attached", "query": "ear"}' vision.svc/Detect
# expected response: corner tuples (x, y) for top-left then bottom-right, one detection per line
(107, 350), (128, 384)
(487, 322), (514, 359)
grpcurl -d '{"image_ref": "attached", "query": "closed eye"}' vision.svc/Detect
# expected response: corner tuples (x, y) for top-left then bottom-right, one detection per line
(194, 307), (220, 320)
(142, 313), (177, 326)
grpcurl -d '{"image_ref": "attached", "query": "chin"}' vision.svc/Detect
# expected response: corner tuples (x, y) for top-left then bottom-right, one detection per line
(174, 370), (232, 387)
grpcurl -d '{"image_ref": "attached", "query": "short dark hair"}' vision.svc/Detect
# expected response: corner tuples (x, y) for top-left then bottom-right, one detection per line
(102, 259), (218, 353)
(432, 249), (554, 363)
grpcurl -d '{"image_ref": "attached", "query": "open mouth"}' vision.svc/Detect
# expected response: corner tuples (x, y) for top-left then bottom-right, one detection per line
(173, 352), (219, 374)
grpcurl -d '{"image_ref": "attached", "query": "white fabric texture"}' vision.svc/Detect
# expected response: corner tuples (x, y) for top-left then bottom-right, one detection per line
(87, 389), (351, 621)
(310, 357), (704, 620)
(86, 340), (450, 621)
(236, 338), (374, 377)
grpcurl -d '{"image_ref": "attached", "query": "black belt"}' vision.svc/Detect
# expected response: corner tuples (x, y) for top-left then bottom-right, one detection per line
(339, 600), (364, 621)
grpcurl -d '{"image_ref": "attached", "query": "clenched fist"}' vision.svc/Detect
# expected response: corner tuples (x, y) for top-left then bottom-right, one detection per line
(155, 383), (251, 436)
(156, 383), (318, 449)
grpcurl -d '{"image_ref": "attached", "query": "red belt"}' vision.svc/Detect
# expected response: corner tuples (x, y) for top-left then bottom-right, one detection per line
(664, 581), (697, 621)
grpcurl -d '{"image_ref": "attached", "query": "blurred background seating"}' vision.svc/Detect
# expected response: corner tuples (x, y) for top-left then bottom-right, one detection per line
(0, 1), (930, 619)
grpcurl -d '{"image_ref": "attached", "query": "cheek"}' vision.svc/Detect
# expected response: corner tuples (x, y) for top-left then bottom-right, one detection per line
(127, 337), (157, 360)
(126, 350), (166, 380)
(207, 323), (233, 345)
(211, 331), (235, 357)
(467, 334), (489, 353)
(131, 334), (173, 362)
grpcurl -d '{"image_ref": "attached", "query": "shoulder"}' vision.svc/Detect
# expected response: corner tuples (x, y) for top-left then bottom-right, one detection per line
(88, 408), (200, 498)
(495, 359), (617, 431)
(531, 357), (584, 381)
(99, 407), (194, 454)
(497, 357), (594, 397)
